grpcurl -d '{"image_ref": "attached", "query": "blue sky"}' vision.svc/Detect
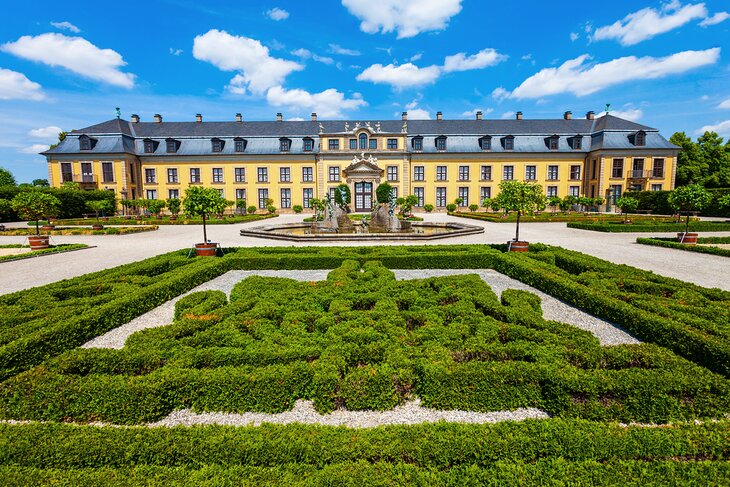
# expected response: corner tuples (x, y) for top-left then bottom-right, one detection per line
(1, 0), (729, 182)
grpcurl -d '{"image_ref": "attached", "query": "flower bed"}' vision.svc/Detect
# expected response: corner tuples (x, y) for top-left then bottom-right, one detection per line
(4, 226), (158, 236)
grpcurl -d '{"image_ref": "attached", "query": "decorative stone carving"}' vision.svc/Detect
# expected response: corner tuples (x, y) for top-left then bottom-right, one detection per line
(318, 123), (324, 134)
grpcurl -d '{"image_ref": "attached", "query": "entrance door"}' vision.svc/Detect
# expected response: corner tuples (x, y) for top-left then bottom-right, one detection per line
(354, 182), (373, 212)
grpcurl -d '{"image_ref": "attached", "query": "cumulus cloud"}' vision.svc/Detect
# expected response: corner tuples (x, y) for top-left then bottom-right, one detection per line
(461, 108), (493, 117)
(609, 108), (643, 121)
(193, 29), (303, 95)
(266, 86), (367, 118)
(501, 111), (515, 119)
(50, 21), (80, 33)
(1, 33), (135, 88)
(266, 7), (289, 21)
(407, 108), (431, 119)
(443, 48), (507, 72)
(719, 99), (730, 109)
(592, 1), (707, 45)
(19, 144), (51, 154)
(506, 48), (720, 99)
(169, 48), (183, 56)
(357, 63), (440, 89)
(329, 43), (361, 56)
(700, 11), (730, 26)
(697, 119), (730, 136)
(292, 48), (335, 65)
(342, 0), (462, 38)
(28, 126), (63, 139)
(0, 68), (45, 100)
(491, 86), (510, 102)
(570, 32), (579, 41)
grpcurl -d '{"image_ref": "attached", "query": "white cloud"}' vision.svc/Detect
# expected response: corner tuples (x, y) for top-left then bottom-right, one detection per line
(169, 48), (183, 56)
(461, 108), (493, 117)
(287, 117), (305, 121)
(28, 126), (62, 139)
(700, 95), (710, 101)
(507, 48), (720, 99)
(1, 33), (135, 88)
(292, 48), (312, 58)
(19, 144), (50, 154)
(443, 48), (507, 72)
(266, 7), (289, 21)
(0, 68), (45, 100)
(700, 11), (730, 26)
(50, 21), (80, 33)
(697, 119), (730, 136)
(491, 86), (510, 102)
(609, 108), (643, 121)
(718, 99), (730, 109)
(313, 55), (335, 65)
(356, 63), (440, 89)
(342, 0), (462, 38)
(409, 53), (422, 62)
(266, 86), (367, 118)
(407, 108), (431, 119)
(570, 32), (579, 41)
(329, 43), (360, 56)
(501, 111), (515, 119)
(592, 1), (707, 45)
(193, 29), (303, 95)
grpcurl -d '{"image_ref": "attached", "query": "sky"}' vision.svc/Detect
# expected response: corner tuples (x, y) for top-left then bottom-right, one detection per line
(0, 0), (729, 183)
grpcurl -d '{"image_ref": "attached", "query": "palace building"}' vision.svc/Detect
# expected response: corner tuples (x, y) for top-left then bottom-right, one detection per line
(42, 110), (678, 212)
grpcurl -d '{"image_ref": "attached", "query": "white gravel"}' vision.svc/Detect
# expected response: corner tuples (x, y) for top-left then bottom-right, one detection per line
(149, 398), (550, 428)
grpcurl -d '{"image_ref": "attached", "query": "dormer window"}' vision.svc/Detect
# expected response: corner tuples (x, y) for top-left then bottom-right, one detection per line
(234, 137), (247, 152)
(280, 138), (291, 152)
(435, 136), (447, 151)
(548, 135), (559, 150)
(571, 135), (582, 150)
(479, 136), (492, 150)
(211, 138), (224, 153)
(166, 139), (179, 153)
(369, 138), (377, 149)
(503, 135), (514, 151)
(635, 131), (646, 146)
(359, 133), (368, 150)
(302, 137), (314, 152)
(143, 139), (156, 154)
(79, 135), (94, 151)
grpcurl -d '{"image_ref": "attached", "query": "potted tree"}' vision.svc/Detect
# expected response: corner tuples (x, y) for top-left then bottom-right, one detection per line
(146, 199), (166, 219)
(424, 203), (434, 213)
(495, 181), (545, 252)
(166, 197), (181, 221)
(236, 199), (247, 215)
(183, 186), (226, 256)
(615, 196), (639, 224)
(11, 191), (61, 250)
(668, 184), (712, 244)
(87, 199), (114, 229)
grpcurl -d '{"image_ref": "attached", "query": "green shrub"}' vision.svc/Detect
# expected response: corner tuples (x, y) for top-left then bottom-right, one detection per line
(247, 205), (257, 215)
(424, 204), (433, 212)
(293, 205), (303, 213)
(174, 291), (228, 320)
(446, 203), (457, 213)
(375, 183), (392, 204)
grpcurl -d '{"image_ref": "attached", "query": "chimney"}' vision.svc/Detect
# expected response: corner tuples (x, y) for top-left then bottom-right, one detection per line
(195, 113), (202, 123)
(475, 111), (482, 121)
(586, 111), (595, 120)
(131, 114), (140, 123)
(311, 112), (317, 122)
(276, 112), (283, 122)
(516, 111), (523, 120)
(436, 111), (443, 121)
(402, 111), (408, 121)
(153, 114), (162, 123)
(235, 113), (242, 122)
(564, 111), (572, 120)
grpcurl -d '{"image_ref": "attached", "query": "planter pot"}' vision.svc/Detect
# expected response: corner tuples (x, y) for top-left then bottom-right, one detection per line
(677, 232), (698, 245)
(169, 215), (178, 221)
(28, 235), (50, 250)
(92, 224), (104, 230)
(509, 240), (529, 252)
(41, 225), (55, 231)
(195, 242), (218, 257)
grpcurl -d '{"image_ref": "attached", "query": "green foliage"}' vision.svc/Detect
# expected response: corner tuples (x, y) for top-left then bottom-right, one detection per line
(333, 183), (351, 206)
(636, 237), (730, 257)
(375, 183), (392, 204)
(398, 194), (418, 216)
(60, 181), (80, 190)
(166, 198), (181, 216)
(247, 205), (257, 215)
(468, 203), (479, 212)
(31, 179), (49, 187)
(0, 244), (88, 263)
(668, 184), (713, 213)
(145, 199), (166, 216)
(424, 203), (434, 212)
(446, 203), (457, 212)
(719, 194), (730, 209)
(267, 205), (277, 214)
(174, 290), (228, 320)
(671, 131), (730, 187)
(86, 199), (114, 218)
(293, 205), (303, 213)
(548, 196), (562, 211)
(0, 198), (12, 221)
(11, 191), (61, 233)
(615, 196), (639, 216)
(496, 181), (546, 214)
(0, 167), (16, 187)
(568, 221), (730, 232)
(183, 187), (225, 218)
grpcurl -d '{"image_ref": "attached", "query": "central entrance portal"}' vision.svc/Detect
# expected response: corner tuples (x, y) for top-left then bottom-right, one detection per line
(354, 182), (373, 212)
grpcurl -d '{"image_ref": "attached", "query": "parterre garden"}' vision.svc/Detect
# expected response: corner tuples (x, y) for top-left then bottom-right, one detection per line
(0, 245), (729, 484)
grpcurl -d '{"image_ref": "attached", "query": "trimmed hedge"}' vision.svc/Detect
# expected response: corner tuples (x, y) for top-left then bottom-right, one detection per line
(454, 212), (675, 224)
(0, 244), (88, 263)
(567, 221), (730, 232)
(2, 226), (158, 236)
(0, 187), (115, 221)
(49, 213), (278, 226)
(626, 188), (730, 217)
(636, 237), (730, 257)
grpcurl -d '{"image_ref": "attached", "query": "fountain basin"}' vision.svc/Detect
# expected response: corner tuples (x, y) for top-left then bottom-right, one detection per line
(240, 221), (484, 241)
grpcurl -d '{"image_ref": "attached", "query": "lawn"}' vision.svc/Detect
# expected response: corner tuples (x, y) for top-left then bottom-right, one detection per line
(452, 211), (683, 224)
(636, 236), (730, 257)
(35, 213), (278, 226)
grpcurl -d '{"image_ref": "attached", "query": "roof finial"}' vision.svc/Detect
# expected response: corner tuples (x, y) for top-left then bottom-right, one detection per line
(604, 103), (611, 115)
(115, 107), (121, 119)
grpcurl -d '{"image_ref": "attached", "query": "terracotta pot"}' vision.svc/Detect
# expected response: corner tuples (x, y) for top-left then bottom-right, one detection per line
(92, 224), (104, 230)
(509, 240), (529, 252)
(677, 232), (698, 245)
(195, 242), (218, 257)
(41, 225), (55, 231)
(28, 235), (50, 250)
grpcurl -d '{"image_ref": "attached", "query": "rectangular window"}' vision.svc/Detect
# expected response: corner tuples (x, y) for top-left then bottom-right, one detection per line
(217, 189), (225, 198)
(480, 165), (492, 181)
(280, 167), (291, 182)
(235, 189), (246, 201)
(610, 184), (622, 201)
(235, 139), (245, 152)
(569, 186), (580, 197)
(168, 189), (179, 199)
(212, 168), (224, 183)
(612, 159), (624, 178)
(257, 167), (268, 183)
(390, 186), (398, 199)
(101, 162), (114, 183)
(547, 165), (559, 180)
(549, 137), (559, 150)
(302, 167), (313, 182)
(458, 165), (470, 181)
(329, 166), (340, 182)
(436, 138), (447, 151)
(80, 162), (93, 183)
(503, 165), (514, 180)
(413, 138), (423, 151)
(166, 168), (178, 183)
(413, 166), (425, 181)
(303, 139), (314, 152)
(328, 139), (340, 150)
(592, 160), (597, 179)
(546, 186), (558, 197)
(436, 166), (447, 181)
(651, 184), (663, 191)
(436, 187), (447, 207)
(144, 168), (156, 184)
(414, 187), (424, 207)
(387, 166), (398, 181)
(329, 187), (337, 200)
(60, 162), (73, 182)
(279, 139), (291, 152)
(280, 188), (291, 208)
(143, 140), (155, 153)
(525, 165), (536, 181)
(480, 186), (491, 202)
(480, 138), (491, 150)
(570, 165), (581, 180)
(572, 137), (582, 150)
(504, 138), (514, 150)
(387, 138), (397, 149)
(458, 187), (469, 207)
(190, 168), (201, 183)
(258, 188), (269, 209)
(349, 139), (357, 150)
(146, 189), (157, 200)
(211, 139), (222, 153)
(652, 158), (664, 178)
(369, 139), (378, 150)
(303, 188), (313, 208)
(632, 158), (645, 178)
(234, 167), (245, 183)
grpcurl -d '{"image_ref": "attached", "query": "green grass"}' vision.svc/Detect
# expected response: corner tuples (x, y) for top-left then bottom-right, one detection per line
(568, 221), (730, 232)
(454, 211), (685, 224)
(636, 237), (730, 257)
(0, 244), (89, 263)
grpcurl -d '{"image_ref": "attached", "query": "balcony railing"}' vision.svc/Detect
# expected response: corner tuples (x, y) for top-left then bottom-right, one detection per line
(627, 170), (651, 179)
(62, 173), (98, 184)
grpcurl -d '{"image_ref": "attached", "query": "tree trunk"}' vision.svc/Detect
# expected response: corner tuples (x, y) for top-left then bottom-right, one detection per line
(515, 211), (521, 241)
(35, 220), (40, 236)
(202, 213), (208, 243)
(685, 212), (690, 234)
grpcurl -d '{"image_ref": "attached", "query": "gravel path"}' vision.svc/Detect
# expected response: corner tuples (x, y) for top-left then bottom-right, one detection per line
(83, 268), (637, 349)
(149, 399), (549, 428)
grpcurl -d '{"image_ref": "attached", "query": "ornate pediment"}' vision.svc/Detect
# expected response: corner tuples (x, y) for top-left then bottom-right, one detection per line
(343, 152), (383, 178)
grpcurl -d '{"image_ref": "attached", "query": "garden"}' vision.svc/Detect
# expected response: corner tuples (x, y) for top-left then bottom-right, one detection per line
(0, 244), (728, 483)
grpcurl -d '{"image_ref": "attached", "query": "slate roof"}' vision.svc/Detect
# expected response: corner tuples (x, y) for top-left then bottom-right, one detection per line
(44, 115), (677, 156)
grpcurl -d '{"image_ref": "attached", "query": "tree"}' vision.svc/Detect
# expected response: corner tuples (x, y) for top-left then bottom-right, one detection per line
(32, 179), (50, 187)
(235, 199), (246, 215)
(696, 131), (730, 188)
(615, 196), (639, 223)
(671, 132), (705, 187)
(11, 191), (61, 235)
(49, 131), (68, 150)
(397, 195), (418, 216)
(547, 196), (561, 213)
(718, 194), (730, 211)
(481, 197), (493, 212)
(87, 199), (114, 220)
(0, 167), (16, 187)
(668, 184), (713, 235)
(60, 181), (80, 190)
(166, 198), (181, 217)
(0, 199), (12, 221)
(375, 183), (392, 204)
(496, 181), (545, 242)
(183, 186), (226, 243)
(146, 199), (166, 217)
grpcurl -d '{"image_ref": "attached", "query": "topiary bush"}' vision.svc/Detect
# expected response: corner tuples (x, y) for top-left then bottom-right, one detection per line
(375, 183), (392, 204)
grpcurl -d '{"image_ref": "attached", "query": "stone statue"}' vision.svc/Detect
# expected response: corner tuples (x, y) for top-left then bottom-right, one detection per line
(344, 122), (349, 132)
(388, 191), (396, 217)
(365, 121), (371, 129)
(402, 121), (407, 133)
(319, 122), (324, 134)
(354, 122), (361, 130)
(375, 122), (381, 133)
